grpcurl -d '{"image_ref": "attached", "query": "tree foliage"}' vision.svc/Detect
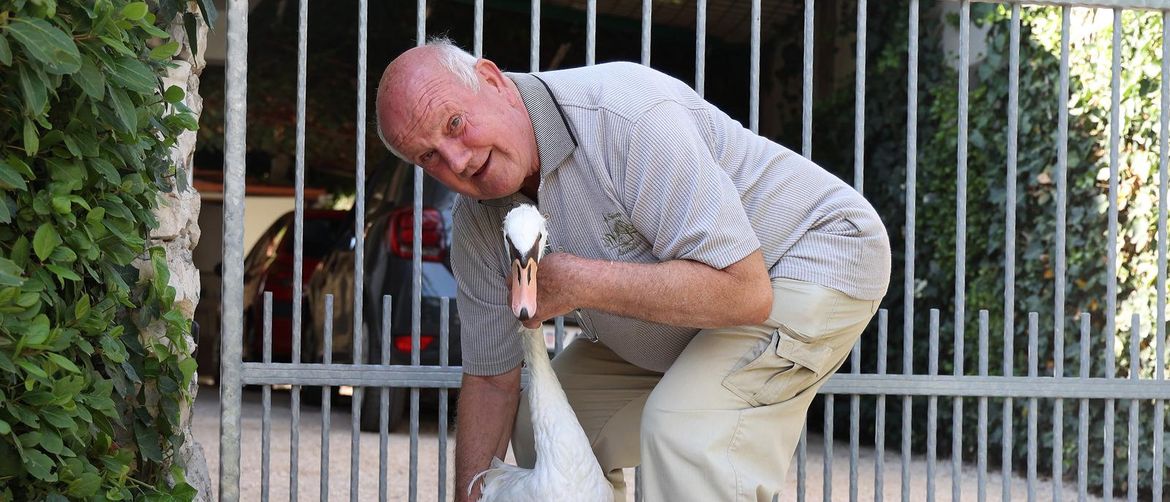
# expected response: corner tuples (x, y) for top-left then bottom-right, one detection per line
(0, 0), (209, 499)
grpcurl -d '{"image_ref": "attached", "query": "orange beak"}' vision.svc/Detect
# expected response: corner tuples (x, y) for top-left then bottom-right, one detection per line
(510, 257), (538, 321)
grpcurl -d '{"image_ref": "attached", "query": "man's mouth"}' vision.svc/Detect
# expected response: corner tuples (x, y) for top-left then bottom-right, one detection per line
(472, 151), (492, 178)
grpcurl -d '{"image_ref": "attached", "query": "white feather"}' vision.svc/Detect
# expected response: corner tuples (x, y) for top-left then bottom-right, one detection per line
(472, 205), (614, 502)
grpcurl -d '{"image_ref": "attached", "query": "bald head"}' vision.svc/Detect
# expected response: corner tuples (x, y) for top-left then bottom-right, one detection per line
(376, 41), (480, 158)
(373, 40), (540, 201)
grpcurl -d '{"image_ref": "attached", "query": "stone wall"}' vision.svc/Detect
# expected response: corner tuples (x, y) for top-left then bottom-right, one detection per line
(131, 5), (213, 500)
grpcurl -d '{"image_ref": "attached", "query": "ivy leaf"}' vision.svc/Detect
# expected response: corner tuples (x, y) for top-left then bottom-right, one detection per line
(107, 56), (157, 95)
(22, 449), (55, 481)
(0, 257), (23, 287)
(0, 160), (29, 191)
(17, 360), (48, 380)
(133, 423), (162, 462)
(149, 41), (179, 61)
(0, 34), (11, 66)
(46, 353), (82, 374)
(105, 85), (137, 132)
(121, 3), (149, 21)
(67, 472), (101, 497)
(0, 419), (9, 435)
(18, 65), (48, 116)
(33, 223), (62, 261)
(196, 0), (218, 28)
(25, 315), (51, 346)
(7, 17), (82, 75)
(100, 336), (127, 364)
(163, 85), (184, 104)
(45, 264), (81, 282)
(23, 119), (39, 156)
(90, 158), (120, 185)
(183, 12), (199, 58)
(0, 196), (10, 224)
(73, 57), (105, 100)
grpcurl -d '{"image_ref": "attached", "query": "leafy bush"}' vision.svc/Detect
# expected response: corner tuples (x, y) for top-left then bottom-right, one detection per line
(0, 0), (208, 498)
(808, 1), (1168, 495)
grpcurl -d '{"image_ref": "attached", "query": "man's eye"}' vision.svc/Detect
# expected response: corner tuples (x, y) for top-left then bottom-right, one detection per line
(421, 151), (434, 163)
(450, 115), (462, 131)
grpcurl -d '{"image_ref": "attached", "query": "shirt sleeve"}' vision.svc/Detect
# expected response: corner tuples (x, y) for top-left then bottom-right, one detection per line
(619, 100), (761, 269)
(450, 201), (525, 376)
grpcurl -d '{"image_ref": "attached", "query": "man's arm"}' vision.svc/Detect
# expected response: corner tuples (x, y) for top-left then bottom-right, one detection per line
(455, 366), (522, 502)
(527, 249), (772, 329)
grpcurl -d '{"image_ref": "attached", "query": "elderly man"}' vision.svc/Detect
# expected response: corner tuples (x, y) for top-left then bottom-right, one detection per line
(376, 39), (890, 502)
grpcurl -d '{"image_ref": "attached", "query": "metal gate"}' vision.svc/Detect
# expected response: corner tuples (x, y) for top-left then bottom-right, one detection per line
(217, 0), (1170, 500)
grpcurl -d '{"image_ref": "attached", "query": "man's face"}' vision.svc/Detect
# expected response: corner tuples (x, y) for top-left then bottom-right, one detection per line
(378, 58), (537, 201)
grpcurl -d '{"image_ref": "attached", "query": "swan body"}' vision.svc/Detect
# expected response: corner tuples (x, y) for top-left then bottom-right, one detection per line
(471, 204), (613, 502)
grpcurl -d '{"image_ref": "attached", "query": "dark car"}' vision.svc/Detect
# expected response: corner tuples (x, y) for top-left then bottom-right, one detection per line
(303, 158), (463, 431)
(242, 209), (350, 362)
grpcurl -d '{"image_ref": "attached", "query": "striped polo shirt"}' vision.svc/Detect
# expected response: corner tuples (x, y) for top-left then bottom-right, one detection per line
(451, 62), (891, 376)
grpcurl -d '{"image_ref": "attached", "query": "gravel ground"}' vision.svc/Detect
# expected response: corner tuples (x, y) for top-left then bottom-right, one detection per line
(192, 385), (1100, 501)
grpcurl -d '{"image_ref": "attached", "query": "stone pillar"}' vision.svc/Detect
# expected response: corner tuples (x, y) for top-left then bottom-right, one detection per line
(133, 6), (213, 500)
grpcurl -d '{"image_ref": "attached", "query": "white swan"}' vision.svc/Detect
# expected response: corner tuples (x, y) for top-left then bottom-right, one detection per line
(470, 204), (614, 502)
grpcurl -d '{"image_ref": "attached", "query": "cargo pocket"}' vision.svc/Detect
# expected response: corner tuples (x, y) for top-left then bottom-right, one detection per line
(722, 324), (836, 407)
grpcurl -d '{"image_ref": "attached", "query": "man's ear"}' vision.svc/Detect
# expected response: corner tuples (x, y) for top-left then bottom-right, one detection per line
(476, 59), (508, 95)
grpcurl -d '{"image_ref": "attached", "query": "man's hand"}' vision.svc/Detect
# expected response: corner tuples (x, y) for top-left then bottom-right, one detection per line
(518, 252), (581, 329)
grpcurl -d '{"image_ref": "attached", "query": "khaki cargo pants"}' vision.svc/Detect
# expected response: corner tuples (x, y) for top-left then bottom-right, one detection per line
(513, 278), (879, 502)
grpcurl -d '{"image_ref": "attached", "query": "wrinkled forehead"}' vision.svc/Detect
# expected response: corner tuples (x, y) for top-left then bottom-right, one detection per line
(379, 68), (462, 149)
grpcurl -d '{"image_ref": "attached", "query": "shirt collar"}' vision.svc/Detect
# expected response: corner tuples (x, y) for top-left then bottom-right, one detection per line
(479, 72), (577, 207)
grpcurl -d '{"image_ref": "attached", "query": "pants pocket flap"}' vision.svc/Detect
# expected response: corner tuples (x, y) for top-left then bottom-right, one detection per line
(775, 328), (834, 377)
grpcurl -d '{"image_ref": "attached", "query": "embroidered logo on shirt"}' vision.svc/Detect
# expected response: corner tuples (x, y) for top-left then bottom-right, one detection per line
(602, 212), (645, 255)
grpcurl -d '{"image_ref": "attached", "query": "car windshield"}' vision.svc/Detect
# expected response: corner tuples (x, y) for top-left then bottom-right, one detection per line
(283, 218), (346, 258)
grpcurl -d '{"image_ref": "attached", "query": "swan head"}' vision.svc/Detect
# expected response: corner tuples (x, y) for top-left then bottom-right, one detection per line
(502, 204), (548, 321)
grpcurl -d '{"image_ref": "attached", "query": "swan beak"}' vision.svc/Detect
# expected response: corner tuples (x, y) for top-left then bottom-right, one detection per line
(510, 257), (538, 321)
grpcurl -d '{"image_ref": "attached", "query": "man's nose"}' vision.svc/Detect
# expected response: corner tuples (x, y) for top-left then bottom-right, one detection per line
(438, 142), (472, 175)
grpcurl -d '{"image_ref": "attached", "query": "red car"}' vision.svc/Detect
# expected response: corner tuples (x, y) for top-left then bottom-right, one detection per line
(242, 209), (349, 361)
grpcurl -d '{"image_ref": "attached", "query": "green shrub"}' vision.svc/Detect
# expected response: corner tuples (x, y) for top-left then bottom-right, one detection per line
(0, 0), (210, 499)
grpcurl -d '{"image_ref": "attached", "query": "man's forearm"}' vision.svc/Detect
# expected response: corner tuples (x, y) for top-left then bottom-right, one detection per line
(455, 368), (521, 502)
(565, 250), (772, 328)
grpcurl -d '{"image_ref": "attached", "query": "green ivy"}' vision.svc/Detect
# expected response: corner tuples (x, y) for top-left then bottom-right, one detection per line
(0, 0), (211, 499)
(809, 2), (1168, 495)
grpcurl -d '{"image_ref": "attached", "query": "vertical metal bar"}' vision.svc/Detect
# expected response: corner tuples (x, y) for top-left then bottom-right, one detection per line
(1107, 8), (1122, 404)
(850, 341), (860, 502)
(262, 293), (272, 502)
(823, 394), (833, 502)
(1027, 312), (1038, 502)
(902, 5), (917, 499)
(1078, 313), (1090, 502)
(1003, 304), (1015, 502)
(290, 0), (309, 498)
(875, 310), (888, 502)
(379, 296), (392, 502)
(635, 466), (644, 502)
(927, 309), (939, 502)
(1053, 303), (1066, 501)
(952, 304), (965, 502)
(797, 427), (807, 502)
(1003, 5), (1019, 499)
(586, 0), (596, 66)
(219, 0), (248, 497)
(554, 316), (564, 355)
(439, 298), (450, 502)
(749, 0), (761, 133)
(853, 0), (867, 193)
(1156, 12), (1170, 502)
(695, 0), (706, 95)
(321, 295), (334, 502)
(530, 0), (540, 71)
(410, 182), (423, 502)
(1127, 315), (1139, 502)
(641, 0), (651, 66)
(802, 0), (814, 157)
(1106, 306), (1116, 502)
(953, 21), (970, 502)
(473, 0), (483, 57)
(351, 0), (370, 498)
(977, 310), (988, 502)
(416, 0), (425, 46)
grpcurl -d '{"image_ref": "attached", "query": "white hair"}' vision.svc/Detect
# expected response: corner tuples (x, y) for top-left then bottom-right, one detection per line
(377, 37), (479, 161)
